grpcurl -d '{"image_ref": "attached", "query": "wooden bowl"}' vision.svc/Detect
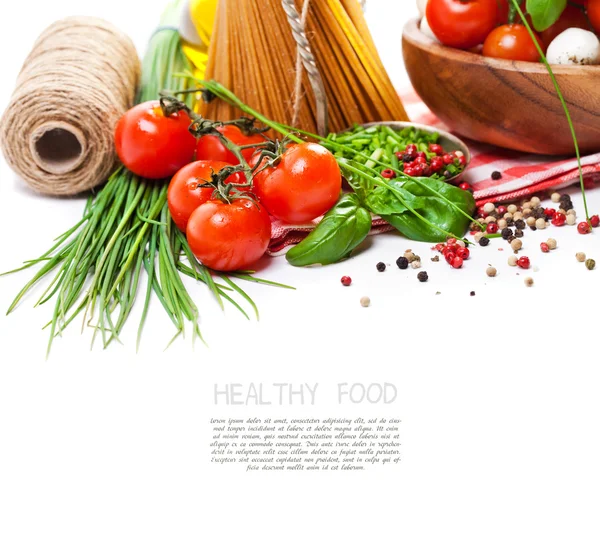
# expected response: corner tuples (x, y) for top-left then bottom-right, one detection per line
(402, 18), (600, 156)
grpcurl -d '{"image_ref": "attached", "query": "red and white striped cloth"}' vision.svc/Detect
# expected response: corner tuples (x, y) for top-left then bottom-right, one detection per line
(268, 88), (600, 254)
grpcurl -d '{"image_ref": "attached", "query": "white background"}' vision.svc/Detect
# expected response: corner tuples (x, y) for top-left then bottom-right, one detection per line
(2, 2), (600, 547)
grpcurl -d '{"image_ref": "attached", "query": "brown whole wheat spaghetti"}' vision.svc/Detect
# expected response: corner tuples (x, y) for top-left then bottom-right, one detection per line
(202, 0), (408, 134)
(0, 17), (141, 196)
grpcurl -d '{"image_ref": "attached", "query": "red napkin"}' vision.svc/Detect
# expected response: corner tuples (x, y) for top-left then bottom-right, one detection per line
(267, 88), (600, 255)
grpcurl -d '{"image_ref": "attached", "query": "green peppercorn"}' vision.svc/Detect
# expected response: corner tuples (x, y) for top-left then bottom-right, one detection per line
(586, 258), (596, 271)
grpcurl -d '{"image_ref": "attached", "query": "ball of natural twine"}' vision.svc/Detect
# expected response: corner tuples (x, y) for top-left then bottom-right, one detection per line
(0, 16), (141, 196)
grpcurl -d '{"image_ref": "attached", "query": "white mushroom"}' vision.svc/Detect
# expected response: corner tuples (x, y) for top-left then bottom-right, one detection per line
(546, 28), (600, 65)
(420, 14), (439, 43)
(417, 0), (428, 17)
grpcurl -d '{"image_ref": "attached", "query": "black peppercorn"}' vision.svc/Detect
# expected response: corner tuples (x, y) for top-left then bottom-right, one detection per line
(470, 291), (476, 296)
(396, 256), (409, 270)
(501, 227), (513, 240)
(376, 262), (386, 272)
(530, 225), (537, 231)
(417, 271), (428, 282)
(491, 171), (502, 180)
(515, 219), (526, 229)
(560, 199), (573, 211)
(479, 236), (490, 247)
(515, 229), (524, 238)
(507, 235), (516, 243)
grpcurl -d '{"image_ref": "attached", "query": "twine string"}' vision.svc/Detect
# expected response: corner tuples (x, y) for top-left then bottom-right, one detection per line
(0, 16), (141, 196)
(281, 0), (328, 136)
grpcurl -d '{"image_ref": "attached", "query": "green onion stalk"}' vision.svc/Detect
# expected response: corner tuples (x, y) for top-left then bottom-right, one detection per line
(3, 1), (291, 355)
(512, 0), (590, 224)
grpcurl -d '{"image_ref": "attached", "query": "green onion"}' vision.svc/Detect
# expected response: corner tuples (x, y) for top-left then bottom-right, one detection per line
(512, 0), (590, 224)
(3, 1), (291, 354)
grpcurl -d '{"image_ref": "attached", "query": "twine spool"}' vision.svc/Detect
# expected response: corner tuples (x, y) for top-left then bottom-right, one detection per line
(0, 16), (141, 196)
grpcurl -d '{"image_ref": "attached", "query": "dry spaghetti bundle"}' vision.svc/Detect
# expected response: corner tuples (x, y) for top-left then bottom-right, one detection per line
(202, 0), (408, 134)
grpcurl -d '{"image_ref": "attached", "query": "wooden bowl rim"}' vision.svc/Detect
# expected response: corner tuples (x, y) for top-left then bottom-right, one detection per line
(403, 17), (600, 75)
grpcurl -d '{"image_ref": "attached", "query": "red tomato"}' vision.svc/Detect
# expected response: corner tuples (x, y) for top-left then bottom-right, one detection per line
(186, 199), (271, 272)
(540, 5), (591, 47)
(496, 0), (509, 24)
(482, 24), (545, 61)
(195, 125), (265, 165)
(168, 160), (246, 232)
(588, 0), (600, 33)
(427, 0), (498, 49)
(252, 142), (342, 224)
(114, 100), (196, 179)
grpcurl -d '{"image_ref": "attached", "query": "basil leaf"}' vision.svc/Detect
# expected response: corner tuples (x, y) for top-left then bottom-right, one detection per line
(378, 177), (475, 243)
(363, 181), (425, 216)
(526, 0), (566, 31)
(286, 194), (372, 266)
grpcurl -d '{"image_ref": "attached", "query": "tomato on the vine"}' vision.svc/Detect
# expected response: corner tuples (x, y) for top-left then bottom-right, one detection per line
(540, 5), (591, 47)
(114, 100), (196, 179)
(483, 24), (544, 61)
(195, 125), (265, 165)
(426, 0), (498, 49)
(186, 198), (271, 272)
(167, 160), (245, 232)
(587, 0), (600, 33)
(252, 142), (342, 224)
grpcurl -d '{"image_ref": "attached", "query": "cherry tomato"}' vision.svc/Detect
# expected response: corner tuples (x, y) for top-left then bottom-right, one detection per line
(427, 0), (498, 49)
(587, 0), (600, 33)
(168, 160), (246, 232)
(114, 100), (196, 179)
(195, 125), (265, 165)
(540, 5), (591, 47)
(483, 24), (544, 61)
(186, 199), (271, 272)
(252, 142), (342, 224)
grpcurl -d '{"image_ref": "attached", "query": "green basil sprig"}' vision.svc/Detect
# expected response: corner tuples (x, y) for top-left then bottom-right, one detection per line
(368, 178), (475, 243)
(285, 193), (372, 266)
(526, 0), (567, 31)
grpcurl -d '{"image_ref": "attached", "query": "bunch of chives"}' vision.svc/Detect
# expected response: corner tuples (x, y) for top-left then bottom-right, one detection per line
(3, 2), (290, 354)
